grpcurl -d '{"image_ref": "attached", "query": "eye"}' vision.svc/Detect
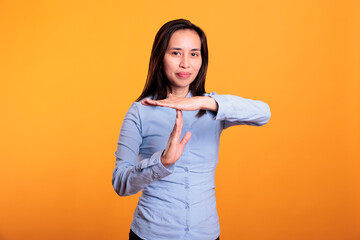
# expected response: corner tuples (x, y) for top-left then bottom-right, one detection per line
(191, 52), (200, 57)
(172, 51), (180, 56)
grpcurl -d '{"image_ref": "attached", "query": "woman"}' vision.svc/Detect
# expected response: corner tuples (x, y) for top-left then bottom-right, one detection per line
(112, 19), (271, 240)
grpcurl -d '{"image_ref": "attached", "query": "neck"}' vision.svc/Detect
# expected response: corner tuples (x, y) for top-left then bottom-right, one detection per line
(168, 87), (190, 98)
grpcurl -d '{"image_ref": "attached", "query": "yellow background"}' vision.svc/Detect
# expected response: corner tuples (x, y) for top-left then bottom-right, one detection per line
(1, 0), (359, 239)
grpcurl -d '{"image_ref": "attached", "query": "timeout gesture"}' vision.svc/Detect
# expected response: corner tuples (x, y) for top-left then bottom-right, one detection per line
(161, 109), (191, 168)
(141, 93), (218, 112)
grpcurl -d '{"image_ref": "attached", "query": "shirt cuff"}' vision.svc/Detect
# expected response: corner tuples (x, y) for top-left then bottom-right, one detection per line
(150, 150), (175, 179)
(208, 93), (228, 121)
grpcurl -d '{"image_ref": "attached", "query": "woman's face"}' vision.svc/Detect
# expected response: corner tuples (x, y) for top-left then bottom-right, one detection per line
(163, 29), (202, 93)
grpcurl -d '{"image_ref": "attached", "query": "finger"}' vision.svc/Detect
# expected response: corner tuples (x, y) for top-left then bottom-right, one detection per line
(180, 131), (192, 148)
(141, 98), (156, 106)
(176, 110), (183, 136)
(170, 110), (181, 140)
(147, 99), (168, 107)
(141, 99), (152, 106)
(146, 98), (157, 105)
(171, 110), (181, 141)
(156, 99), (172, 106)
(173, 110), (182, 139)
(169, 111), (178, 137)
(145, 97), (182, 109)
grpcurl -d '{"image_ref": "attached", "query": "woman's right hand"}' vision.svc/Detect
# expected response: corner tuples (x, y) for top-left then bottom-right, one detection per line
(161, 110), (192, 168)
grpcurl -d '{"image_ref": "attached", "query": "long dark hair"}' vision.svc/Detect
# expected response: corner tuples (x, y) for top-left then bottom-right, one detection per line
(136, 19), (209, 107)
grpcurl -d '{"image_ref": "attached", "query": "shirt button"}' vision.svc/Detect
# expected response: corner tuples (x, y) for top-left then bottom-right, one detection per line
(184, 167), (189, 172)
(185, 227), (189, 232)
(185, 185), (189, 189)
(185, 203), (189, 209)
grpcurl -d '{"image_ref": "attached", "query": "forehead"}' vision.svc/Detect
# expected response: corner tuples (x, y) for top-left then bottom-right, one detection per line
(167, 29), (201, 49)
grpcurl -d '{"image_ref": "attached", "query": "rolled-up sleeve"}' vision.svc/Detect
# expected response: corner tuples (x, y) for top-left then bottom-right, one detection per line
(207, 92), (271, 129)
(112, 103), (174, 196)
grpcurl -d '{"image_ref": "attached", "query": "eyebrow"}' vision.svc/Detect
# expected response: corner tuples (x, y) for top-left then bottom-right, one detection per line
(168, 47), (201, 51)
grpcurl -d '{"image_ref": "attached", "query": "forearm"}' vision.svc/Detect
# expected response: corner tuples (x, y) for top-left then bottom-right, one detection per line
(112, 103), (175, 197)
(112, 150), (174, 196)
(208, 93), (271, 128)
(201, 96), (218, 112)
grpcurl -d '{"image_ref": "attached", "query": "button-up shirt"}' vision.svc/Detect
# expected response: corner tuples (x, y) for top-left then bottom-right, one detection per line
(112, 91), (271, 240)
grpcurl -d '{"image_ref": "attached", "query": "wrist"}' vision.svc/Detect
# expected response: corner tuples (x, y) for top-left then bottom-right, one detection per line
(161, 154), (171, 168)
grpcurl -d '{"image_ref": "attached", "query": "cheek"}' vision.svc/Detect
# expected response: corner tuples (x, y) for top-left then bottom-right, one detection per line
(163, 65), (174, 78)
(163, 58), (177, 74)
(194, 60), (202, 72)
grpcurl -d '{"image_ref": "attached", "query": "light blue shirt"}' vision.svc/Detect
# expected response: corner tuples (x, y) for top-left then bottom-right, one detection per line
(112, 91), (271, 240)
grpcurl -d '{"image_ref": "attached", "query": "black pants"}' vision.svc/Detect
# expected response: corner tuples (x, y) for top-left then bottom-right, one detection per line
(130, 229), (220, 240)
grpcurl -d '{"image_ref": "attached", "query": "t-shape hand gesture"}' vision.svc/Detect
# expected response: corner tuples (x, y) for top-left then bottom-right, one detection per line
(161, 109), (191, 168)
(141, 93), (218, 112)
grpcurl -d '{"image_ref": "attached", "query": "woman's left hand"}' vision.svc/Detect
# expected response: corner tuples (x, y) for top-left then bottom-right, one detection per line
(141, 93), (207, 111)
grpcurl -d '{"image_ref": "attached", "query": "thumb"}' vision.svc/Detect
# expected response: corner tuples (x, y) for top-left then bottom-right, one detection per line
(180, 131), (192, 148)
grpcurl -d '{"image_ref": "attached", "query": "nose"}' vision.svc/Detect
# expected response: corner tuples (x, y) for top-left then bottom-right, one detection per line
(179, 55), (190, 69)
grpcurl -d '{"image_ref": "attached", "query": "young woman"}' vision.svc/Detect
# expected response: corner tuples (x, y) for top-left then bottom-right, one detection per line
(112, 19), (271, 240)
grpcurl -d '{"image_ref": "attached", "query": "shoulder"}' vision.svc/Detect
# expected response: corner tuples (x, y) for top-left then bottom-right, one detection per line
(126, 99), (159, 119)
(125, 101), (145, 116)
(128, 94), (156, 110)
(131, 100), (151, 112)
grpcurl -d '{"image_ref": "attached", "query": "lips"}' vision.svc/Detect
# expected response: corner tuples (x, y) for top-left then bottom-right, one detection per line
(176, 72), (191, 78)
